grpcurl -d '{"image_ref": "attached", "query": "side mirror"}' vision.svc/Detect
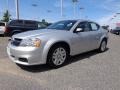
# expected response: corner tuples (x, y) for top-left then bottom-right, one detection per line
(76, 28), (83, 33)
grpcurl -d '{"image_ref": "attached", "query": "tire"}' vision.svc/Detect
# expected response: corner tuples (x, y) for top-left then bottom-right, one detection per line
(116, 32), (120, 35)
(47, 45), (69, 68)
(118, 32), (120, 35)
(98, 40), (107, 52)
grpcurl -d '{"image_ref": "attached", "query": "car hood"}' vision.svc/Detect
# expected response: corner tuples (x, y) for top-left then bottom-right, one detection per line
(12, 29), (69, 39)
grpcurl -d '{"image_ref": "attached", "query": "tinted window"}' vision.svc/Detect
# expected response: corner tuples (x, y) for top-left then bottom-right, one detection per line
(9, 20), (23, 26)
(25, 21), (35, 24)
(90, 22), (99, 31)
(24, 21), (37, 27)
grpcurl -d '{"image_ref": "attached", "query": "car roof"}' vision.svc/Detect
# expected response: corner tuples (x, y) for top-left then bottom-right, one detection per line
(10, 19), (40, 23)
(58, 19), (97, 23)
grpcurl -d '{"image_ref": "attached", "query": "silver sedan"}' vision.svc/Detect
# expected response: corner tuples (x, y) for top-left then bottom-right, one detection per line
(7, 20), (108, 68)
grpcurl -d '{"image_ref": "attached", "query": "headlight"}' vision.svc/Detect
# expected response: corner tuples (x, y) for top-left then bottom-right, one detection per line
(20, 38), (41, 47)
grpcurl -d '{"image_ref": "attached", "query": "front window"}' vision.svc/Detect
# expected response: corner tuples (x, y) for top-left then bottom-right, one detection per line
(47, 20), (77, 31)
(76, 22), (90, 32)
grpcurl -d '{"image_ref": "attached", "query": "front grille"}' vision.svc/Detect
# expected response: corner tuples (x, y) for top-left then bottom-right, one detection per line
(11, 38), (22, 46)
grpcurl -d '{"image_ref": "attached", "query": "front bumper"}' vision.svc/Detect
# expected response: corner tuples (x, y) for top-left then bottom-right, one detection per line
(7, 43), (46, 65)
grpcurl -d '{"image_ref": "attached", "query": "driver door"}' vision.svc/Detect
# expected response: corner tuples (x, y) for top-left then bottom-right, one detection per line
(71, 21), (92, 55)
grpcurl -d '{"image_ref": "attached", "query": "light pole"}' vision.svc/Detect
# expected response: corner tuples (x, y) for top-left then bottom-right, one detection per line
(60, 0), (63, 19)
(6, 0), (9, 10)
(15, 0), (19, 19)
(72, 0), (78, 18)
(79, 7), (84, 19)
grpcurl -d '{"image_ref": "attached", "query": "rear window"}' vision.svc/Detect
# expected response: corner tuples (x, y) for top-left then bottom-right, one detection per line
(0, 22), (5, 26)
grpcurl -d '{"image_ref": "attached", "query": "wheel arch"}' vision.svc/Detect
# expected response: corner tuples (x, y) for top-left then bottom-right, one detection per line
(48, 41), (70, 54)
(42, 40), (71, 64)
(100, 37), (108, 44)
(99, 36), (108, 48)
(11, 30), (21, 35)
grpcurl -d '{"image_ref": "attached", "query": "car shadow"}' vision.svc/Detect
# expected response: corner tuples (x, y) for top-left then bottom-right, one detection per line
(0, 35), (4, 37)
(0, 35), (10, 37)
(66, 48), (109, 65)
(19, 48), (109, 73)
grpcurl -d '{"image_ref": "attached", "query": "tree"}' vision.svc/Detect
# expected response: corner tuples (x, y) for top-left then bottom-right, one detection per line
(41, 19), (51, 26)
(41, 19), (48, 25)
(1, 10), (11, 22)
(42, 19), (46, 23)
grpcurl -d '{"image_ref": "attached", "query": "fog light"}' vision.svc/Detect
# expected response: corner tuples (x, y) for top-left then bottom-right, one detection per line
(19, 58), (28, 62)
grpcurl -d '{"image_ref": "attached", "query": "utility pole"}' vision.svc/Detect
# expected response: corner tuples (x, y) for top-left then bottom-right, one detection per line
(15, 0), (19, 19)
(72, 0), (78, 18)
(73, 2), (76, 18)
(79, 7), (84, 19)
(60, 0), (63, 19)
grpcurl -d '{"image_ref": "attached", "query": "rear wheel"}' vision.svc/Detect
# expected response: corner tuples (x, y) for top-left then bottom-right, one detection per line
(99, 40), (107, 52)
(116, 32), (120, 35)
(47, 45), (69, 68)
(118, 32), (120, 35)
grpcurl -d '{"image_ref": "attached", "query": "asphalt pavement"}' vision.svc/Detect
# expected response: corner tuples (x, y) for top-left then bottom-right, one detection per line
(0, 34), (120, 90)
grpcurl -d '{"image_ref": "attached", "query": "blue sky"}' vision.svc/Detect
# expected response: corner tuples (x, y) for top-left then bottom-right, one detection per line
(0, 0), (120, 27)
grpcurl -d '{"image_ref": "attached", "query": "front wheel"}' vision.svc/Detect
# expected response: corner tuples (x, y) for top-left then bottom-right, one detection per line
(47, 45), (69, 68)
(99, 40), (107, 52)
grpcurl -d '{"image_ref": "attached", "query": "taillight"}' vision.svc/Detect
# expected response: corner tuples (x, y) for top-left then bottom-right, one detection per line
(5, 27), (9, 33)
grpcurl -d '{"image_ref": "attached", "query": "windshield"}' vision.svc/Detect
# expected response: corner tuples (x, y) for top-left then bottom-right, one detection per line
(47, 20), (77, 31)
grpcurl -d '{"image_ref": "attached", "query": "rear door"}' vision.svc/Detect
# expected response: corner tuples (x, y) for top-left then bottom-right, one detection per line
(88, 22), (102, 49)
(71, 21), (92, 54)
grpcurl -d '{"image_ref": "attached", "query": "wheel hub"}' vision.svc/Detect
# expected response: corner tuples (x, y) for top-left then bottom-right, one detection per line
(52, 47), (66, 65)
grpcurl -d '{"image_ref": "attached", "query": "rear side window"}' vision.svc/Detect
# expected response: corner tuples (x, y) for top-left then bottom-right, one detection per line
(24, 21), (37, 27)
(89, 22), (100, 31)
(9, 20), (23, 26)
(0, 23), (5, 26)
